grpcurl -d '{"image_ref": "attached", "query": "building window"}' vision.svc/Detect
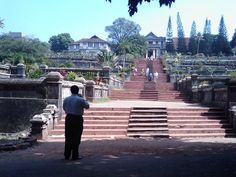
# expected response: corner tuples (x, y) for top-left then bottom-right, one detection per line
(94, 43), (99, 48)
(88, 43), (93, 47)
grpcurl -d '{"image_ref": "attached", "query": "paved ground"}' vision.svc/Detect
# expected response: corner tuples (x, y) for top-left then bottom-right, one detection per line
(1, 100), (236, 177)
(1, 137), (236, 177)
(90, 100), (205, 108)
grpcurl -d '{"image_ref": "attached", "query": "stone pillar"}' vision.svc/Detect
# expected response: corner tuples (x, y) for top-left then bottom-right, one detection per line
(85, 80), (96, 102)
(39, 64), (48, 74)
(152, 49), (155, 58)
(16, 63), (26, 78)
(191, 74), (198, 87)
(102, 66), (111, 84)
(229, 106), (236, 132)
(30, 114), (48, 140)
(45, 72), (63, 117)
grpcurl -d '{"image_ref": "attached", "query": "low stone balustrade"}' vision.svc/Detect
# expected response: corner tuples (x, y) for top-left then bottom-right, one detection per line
(85, 80), (108, 102)
(30, 104), (58, 140)
(30, 114), (48, 140)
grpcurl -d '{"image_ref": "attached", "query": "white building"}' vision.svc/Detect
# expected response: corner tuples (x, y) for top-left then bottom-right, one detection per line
(68, 35), (110, 55)
(145, 32), (166, 58)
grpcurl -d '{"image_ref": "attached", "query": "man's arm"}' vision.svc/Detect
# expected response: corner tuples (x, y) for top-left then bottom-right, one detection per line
(83, 99), (90, 109)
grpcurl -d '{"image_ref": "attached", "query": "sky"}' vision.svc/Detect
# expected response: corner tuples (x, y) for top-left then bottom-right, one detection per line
(0, 0), (235, 42)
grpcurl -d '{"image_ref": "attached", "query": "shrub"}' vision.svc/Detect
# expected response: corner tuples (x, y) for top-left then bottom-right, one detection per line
(66, 71), (77, 81)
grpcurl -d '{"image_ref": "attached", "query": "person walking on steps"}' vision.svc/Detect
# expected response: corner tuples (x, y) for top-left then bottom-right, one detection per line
(63, 85), (90, 160)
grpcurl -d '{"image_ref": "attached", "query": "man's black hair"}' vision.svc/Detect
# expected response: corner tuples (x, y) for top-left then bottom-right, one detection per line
(70, 85), (79, 94)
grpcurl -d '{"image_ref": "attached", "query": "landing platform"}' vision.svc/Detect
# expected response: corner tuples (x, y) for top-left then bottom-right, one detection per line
(90, 100), (211, 109)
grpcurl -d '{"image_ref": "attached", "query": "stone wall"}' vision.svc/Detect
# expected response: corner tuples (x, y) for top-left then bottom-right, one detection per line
(0, 72), (63, 133)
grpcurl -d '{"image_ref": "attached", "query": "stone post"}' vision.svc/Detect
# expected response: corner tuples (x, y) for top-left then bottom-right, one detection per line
(45, 72), (63, 117)
(30, 114), (48, 140)
(228, 78), (236, 130)
(102, 66), (111, 84)
(85, 80), (96, 102)
(16, 63), (26, 78)
(39, 64), (48, 74)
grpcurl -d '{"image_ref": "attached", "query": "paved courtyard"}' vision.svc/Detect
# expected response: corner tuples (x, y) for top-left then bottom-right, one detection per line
(1, 137), (236, 177)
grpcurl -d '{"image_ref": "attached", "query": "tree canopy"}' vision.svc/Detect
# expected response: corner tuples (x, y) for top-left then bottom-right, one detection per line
(105, 18), (146, 59)
(176, 12), (187, 54)
(0, 18), (4, 28)
(106, 0), (176, 16)
(188, 21), (198, 55)
(105, 18), (141, 44)
(0, 35), (49, 65)
(230, 29), (236, 49)
(166, 16), (175, 53)
(48, 33), (74, 52)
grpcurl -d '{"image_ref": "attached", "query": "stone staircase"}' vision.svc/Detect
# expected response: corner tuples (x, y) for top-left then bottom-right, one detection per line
(110, 58), (190, 102)
(154, 59), (190, 102)
(168, 107), (235, 137)
(127, 107), (169, 137)
(49, 107), (130, 140)
(48, 58), (236, 140)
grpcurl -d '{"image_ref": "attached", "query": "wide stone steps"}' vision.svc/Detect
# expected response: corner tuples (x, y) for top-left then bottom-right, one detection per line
(127, 107), (169, 138)
(49, 107), (130, 139)
(129, 123), (168, 127)
(167, 107), (235, 137)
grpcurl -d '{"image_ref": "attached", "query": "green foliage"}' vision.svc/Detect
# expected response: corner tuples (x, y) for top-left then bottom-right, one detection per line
(64, 60), (75, 68)
(26, 64), (44, 79)
(229, 70), (236, 78)
(200, 33), (214, 56)
(0, 18), (4, 28)
(188, 21), (198, 55)
(212, 16), (232, 55)
(176, 12), (187, 54)
(203, 18), (211, 34)
(66, 71), (77, 81)
(105, 18), (141, 44)
(116, 34), (147, 57)
(98, 50), (115, 67)
(48, 33), (74, 52)
(106, 0), (175, 16)
(59, 63), (66, 67)
(166, 16), (175, 53)
(0, 35), (49, 65)
(230, 29), (236, 48)
(83, 72), (94, 80)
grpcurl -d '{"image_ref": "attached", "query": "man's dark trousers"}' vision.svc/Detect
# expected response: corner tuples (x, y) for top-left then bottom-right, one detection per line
(64, 114), (83, 160)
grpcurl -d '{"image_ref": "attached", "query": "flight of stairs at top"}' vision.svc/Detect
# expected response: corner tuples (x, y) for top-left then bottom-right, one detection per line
(109, 59), (146, 100)
(109, 58), (190, 102)
(154, 59), (190, 102)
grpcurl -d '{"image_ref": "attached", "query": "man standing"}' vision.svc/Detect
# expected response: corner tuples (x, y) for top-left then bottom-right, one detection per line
(63, 85), (90, 160)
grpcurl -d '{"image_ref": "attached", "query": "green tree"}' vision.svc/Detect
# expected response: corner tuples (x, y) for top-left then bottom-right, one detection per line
(188, 21), (198, 55)
(0, 18), (4, 28)
(48, 33), (74, 52)
(105, 18), (141, 44)
(97, 50), (115, 67)
(106, 0), (176, 16)
(213, 16), (232, 55)
(166, 16), (175, 53)
(203, 18), (211, 35)
(0, 35), (49, 65)
(230, 29), (236, 49)
(201, 33), (214, 56)
(176, 12), (187, 54)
